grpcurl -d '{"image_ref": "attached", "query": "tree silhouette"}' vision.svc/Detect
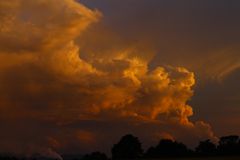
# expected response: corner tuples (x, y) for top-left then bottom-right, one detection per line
(217, 135), (239, 155)
(144, 139), (190, 158)
(111, 134), (143, 159)
(195, 139), (217, 156)
(81, 152), (108, 160)
(2, 134), (240, 160)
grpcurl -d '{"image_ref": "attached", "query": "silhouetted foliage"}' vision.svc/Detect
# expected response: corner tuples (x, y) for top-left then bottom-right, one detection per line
(81, 152), (108, 160)
(217, 135), (240, 155)
(0, 155), (55, 160)
(1, 134), (240, 160)
(62, 154), (82, 160)
(144, 139), (191, 158)
(195, 139), (217, 156)
(111, 134), (143, 160)
(0, 155), (18, 160)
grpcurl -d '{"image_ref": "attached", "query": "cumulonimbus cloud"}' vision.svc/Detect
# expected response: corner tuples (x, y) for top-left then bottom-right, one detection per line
(0, 0), (217, 156)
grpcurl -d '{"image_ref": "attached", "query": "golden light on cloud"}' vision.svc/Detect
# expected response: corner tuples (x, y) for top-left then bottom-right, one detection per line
(0, 0), (217, 155)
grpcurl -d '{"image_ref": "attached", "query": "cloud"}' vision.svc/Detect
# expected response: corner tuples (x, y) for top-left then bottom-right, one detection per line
(197, 47), (240, 81)
(81, 0), (240, 82)
(0, 0), (216, 155)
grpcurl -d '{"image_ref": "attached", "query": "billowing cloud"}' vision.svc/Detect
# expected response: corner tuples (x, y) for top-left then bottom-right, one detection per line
(0, 0), (216, 156)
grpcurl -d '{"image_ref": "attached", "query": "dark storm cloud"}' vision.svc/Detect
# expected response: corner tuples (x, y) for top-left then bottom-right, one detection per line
(80, 0), (240, 79)
(79, 0), (240, 136)
(0, 0), (219, 156)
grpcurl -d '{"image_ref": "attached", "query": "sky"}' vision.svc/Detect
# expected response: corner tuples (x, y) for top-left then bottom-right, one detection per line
(0, 0), (239, 158)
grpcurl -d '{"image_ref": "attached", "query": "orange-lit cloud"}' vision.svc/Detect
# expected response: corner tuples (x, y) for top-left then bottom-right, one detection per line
(0, 0), (217, 156)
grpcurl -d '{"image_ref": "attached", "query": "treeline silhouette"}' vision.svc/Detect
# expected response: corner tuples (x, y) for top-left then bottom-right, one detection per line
(111, 134), (240, 159)
(1, 134), (240, 160)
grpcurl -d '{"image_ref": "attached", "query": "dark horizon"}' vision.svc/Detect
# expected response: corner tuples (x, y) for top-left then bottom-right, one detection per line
(1, 134), (240, 160)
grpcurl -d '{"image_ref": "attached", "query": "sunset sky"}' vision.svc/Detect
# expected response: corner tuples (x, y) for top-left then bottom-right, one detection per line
(0, 0), (240, 157)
